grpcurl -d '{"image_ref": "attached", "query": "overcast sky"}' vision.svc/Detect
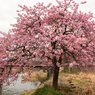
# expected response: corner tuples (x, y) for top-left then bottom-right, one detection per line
(0, 0), (95, 36)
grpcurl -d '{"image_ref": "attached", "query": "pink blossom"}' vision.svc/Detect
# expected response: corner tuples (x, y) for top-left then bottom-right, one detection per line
(73, 61), (77, 65)
(0, 0), (95, 87)
(54, 51), (57, 54)
(81, 1), (87, 4)
(56, 62), (61, 67)
(55, 36), (59, 41)
(69, 64), (72, 68)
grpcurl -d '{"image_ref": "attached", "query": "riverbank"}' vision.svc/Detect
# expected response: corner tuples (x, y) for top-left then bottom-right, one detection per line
(21, 69), (95, 95)
(23, 70), (47, 83)
(1, 72), (41, 95)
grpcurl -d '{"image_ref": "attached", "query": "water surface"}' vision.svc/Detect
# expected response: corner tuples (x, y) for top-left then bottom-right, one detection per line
(1, 73), (41, 95)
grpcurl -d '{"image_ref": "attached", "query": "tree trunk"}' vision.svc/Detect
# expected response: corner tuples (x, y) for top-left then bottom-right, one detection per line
(47, 69), (52, 80)
(47, 69), (49, 80)
(0, 84), (2, 95)
(51, 41), (60, 90)
(53, 65), (59, 90)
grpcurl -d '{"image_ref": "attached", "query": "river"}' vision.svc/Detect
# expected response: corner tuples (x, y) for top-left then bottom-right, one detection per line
(1, 73), (41, 95)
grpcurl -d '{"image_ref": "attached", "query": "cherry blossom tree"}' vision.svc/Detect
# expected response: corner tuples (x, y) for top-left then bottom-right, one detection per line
(0, 0), (95, 90)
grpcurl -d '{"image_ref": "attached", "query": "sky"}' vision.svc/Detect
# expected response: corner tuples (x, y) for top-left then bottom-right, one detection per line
(0, 0), (95, 36)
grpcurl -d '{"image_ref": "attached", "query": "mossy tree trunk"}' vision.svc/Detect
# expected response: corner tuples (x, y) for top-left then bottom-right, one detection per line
(53, 64), (59, 90)
(52, 55), (60, 90)
(0, 88), (1, 94)
(51, 41), (62, 90)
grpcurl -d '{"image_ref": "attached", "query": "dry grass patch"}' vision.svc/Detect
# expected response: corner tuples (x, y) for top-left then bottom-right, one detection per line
(57, 71), (95, 95)
(21, 69), (95, 95)
(24, 71), (47, 83)
(71, 72), (95, 95)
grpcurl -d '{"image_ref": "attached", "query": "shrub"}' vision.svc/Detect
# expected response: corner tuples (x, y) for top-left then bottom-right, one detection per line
(32, 85), (63, 95)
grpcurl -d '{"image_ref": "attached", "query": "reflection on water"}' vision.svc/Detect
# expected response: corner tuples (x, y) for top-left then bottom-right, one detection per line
(1, 73), (41, 95)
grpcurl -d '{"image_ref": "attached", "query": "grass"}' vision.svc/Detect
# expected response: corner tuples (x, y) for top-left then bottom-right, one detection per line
(21, 68), (95, 95)
(62, 87), (72, 92)
(71, 72), (95, 95)
(21, 89), (34, 95)
(20, 85), (64, 95)
(32, 85), (63, 95)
